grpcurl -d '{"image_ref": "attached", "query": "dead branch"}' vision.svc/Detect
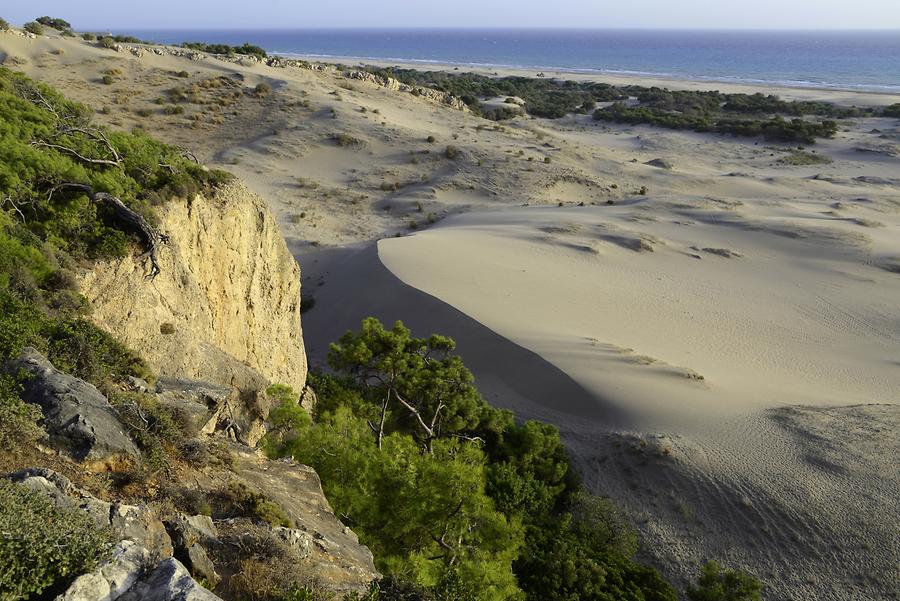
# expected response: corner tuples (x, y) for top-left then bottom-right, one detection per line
(31, 141), (121, 167)
(1, 195), (25, 223)
(62, 183), (167, 278)
(56, 126), (121, 163)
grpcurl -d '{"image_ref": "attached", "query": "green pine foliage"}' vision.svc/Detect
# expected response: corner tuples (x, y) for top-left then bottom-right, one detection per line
(0, 480), (112, 600)
(268, 317), (681, 601)
(35, 16), (72, 30)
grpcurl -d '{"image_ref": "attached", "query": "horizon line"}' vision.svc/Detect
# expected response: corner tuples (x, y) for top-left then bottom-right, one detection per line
(43, 25), (900, 33)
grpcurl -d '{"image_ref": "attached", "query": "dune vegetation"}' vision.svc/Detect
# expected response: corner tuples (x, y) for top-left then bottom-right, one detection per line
(362, 67), (861, 142)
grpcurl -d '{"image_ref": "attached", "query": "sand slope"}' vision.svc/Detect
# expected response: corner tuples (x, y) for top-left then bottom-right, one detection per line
(4, 28), (900, 600)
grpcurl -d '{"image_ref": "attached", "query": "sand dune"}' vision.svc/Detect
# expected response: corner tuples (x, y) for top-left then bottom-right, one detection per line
(3, 28), (900, 599)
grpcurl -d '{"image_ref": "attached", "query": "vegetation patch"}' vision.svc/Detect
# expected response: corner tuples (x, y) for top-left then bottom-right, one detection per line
(0, 479), (112, 600)
(777, 149), (833, 166)
(264, 317), (683, 601)
(363, 67), (862, 142)
(0, 68), (231, 413)
(180, 41), (268, 59)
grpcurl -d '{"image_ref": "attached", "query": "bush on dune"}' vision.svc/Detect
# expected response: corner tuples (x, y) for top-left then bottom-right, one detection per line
(23, 21), (44, 35)
(687, 561), (762, 601)
(35, 16), (72, 30)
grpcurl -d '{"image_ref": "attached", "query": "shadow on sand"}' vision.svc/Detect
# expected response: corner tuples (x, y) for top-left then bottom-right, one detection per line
(293, 242), (629, 428)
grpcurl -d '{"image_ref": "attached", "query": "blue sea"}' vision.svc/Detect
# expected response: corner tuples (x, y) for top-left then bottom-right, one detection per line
(122, 29), (900, 93)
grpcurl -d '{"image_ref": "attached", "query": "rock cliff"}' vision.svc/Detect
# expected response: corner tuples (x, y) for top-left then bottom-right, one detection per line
(77, 181), (307, 393)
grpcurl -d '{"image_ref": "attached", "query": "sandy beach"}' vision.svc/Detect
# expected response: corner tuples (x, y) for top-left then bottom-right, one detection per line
(3, 28), (898, 599)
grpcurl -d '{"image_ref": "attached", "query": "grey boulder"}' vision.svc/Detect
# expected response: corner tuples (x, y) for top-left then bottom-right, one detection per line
(6, 348), (139, 461)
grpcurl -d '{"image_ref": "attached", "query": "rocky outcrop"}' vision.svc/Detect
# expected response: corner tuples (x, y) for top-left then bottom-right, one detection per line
(228, 446), (380, 591)
(344, 70), (470, 111)
(4, 348), (139, 462)
(119, 558), (221, 601)
(10, 468), (173, 559)
(77, 182), (307, 394)
(8, 460), (378, 598)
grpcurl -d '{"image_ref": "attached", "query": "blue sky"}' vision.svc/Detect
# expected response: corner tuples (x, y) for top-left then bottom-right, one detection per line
(5, 0), (900, 29)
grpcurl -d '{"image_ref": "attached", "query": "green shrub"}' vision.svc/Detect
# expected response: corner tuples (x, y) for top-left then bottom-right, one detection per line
(101, 74), (115, 85)
(254, 82), (272, 97)
(445, 145), (460, 160)
(81, 32), (96, 41)
(687, 561), (762, 601)
(98, 36), (117, 49)
(220, 481), (294, 528)
(883, 103), (900, 118)
(334, 132), (361, 147)
(261, 383), (312, 457)
(777, 149), (832, 166)
(180, 41), (267, 58)
(35, 16), (71, 30)
(23, 21), (44, 35)
(0, 373), (44, 450)
(0, 18), (9, 31)
(426, 135), (436, 143)
(109, 389), (185, 469)
(0, 480), (112, 600)
(163, 104), (185, 115)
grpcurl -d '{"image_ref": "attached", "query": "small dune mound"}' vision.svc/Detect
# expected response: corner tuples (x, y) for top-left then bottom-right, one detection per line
(541, 223), (583, 235)
(691, 246), (742, 259)
(645, 158), (674, 170)
(599, 233), (657, 252)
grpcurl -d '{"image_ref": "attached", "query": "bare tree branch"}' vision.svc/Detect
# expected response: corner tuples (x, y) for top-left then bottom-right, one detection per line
(31, 141), (121, 167)
(62, 183), (167, 278)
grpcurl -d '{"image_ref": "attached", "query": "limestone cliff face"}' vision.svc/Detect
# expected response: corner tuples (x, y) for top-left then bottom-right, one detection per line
(77, 181), (306, 392)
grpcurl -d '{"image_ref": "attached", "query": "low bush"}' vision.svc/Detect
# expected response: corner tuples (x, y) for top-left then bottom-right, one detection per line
(0, 18), (10, 31)
(23, 22), (44, 35)
(0, 480), (112, 600)
(334, 132), (362, 147)
(35, 16), (72, 30)
(254, 82), (272, 97)
(687, 561), (762, 601)
(0, 373), (44, 449)
(101, 74), (115, 85)
(884, 103), (900, 118)
(180, 41), (267, 59)
(217, 481), (294, 528)
(445, 145), (460, 159)
(81, 32), (96, 41)
(777, 149), (832, 166)
(98, 36), (117, 49)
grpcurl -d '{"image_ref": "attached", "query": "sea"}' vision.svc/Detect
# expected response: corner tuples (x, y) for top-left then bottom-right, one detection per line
(121, 29), (900, 93)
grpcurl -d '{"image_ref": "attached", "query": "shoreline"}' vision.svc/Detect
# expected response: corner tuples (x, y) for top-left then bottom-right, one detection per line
(286, 53), (900, 106)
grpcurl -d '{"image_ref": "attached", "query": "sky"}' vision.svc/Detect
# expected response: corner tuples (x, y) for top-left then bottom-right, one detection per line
(5, 0), (900, 30)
